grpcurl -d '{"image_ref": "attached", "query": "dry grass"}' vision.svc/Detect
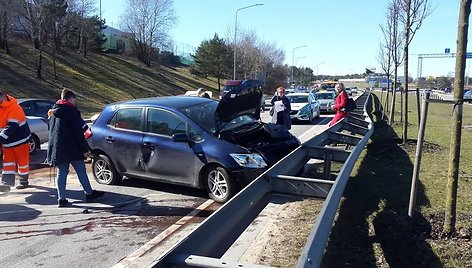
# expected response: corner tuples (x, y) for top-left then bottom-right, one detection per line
(0, 40), (220, 117)
(321, 92), (472, 267)
(254, 198), (324, 268)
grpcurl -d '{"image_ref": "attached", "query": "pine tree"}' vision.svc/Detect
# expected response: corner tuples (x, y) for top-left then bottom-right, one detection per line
(192, 34), (232, 90)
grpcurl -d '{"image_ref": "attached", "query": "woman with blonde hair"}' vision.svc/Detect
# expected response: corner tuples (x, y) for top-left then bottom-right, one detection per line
(270, 86), (291, 129)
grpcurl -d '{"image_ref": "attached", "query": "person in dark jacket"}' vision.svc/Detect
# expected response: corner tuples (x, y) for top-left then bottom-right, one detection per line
(47, 88), (104, 207)
(270, 86), (291, 129)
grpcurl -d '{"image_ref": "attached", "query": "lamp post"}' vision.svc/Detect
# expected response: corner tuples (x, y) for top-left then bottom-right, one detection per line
(291, 45), (307, 85)
(294, 56), (306, 84)
(234, 3), (263, 80)
(316, 61), (326, 77)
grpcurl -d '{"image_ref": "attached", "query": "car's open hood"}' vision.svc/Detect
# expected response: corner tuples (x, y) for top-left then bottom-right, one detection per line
(215, 80), (263, 134)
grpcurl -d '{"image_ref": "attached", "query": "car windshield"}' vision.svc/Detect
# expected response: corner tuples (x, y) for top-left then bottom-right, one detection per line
(287, 95), (308, 103)
(178, 102), (259, 134)
(315, 93), (334, 100)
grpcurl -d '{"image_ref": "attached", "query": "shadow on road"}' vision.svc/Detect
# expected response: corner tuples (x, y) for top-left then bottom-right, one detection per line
(0, 204), (41, 222)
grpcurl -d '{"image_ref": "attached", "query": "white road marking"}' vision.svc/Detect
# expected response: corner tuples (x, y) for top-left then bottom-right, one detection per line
(297, 117), (332, 143)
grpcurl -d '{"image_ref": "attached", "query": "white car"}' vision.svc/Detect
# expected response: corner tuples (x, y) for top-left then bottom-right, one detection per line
(26, 116), (49, 153)
(286, 93), (320, 122)
(315, 91), (336, 113)
(465, 90), (472, 102)
(184, 90), (213, 98)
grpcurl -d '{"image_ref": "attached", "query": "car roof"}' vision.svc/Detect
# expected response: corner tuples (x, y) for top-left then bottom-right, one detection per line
(287, 93), (310, 96)
(111, 96), (214, 109)
(17, 98), (54, 103)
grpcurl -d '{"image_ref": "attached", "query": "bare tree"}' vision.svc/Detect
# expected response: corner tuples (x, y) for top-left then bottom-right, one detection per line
(399, 0), (433, 143)
(444, 0), (471, 235)
(18, 0), (50, 79)
(0, 0), (18, 54)
(237, 30), (260, 79)
(45, 0), (67, 79)
(233, 29), (286, 86)
(378, 17), (394, 119)
(68, 0), (96, 57)
(389, 0), (404, 125)
(122, 0), (176, 67)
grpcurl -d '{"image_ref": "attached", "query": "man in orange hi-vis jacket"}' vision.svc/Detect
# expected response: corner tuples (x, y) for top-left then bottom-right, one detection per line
(0, 91), (31, 193)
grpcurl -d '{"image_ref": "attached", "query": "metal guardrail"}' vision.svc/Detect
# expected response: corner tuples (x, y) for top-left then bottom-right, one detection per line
(150, 91), (373, 268)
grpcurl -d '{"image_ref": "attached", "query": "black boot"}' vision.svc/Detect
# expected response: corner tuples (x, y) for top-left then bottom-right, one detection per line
(16, 174), (29, 189)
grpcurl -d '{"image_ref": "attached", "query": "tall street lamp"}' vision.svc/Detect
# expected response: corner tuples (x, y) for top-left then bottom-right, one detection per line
(295, 56), (307, 66)
(291, 45), (307, 85)
(234, 3), (263, 80)
(294, 56), (306, 84)
(316, 61), (326, 77)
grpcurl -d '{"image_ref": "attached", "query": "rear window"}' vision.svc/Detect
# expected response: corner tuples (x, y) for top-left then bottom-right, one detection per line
(108, 108), (143, 131)
(315, 93), (334, 100)
(220, 85), (239, 98)
(20, 101), (34, 115)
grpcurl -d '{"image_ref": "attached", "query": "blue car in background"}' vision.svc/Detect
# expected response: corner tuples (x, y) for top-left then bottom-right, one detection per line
(87, 85), (300, 202)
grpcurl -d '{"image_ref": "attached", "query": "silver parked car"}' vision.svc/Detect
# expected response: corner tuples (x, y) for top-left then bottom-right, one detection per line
(315, 91), (336, 113)
(26, 116), (49, 153)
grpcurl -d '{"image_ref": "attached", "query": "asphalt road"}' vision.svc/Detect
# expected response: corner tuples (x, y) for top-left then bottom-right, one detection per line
(0, 112), (334, 268)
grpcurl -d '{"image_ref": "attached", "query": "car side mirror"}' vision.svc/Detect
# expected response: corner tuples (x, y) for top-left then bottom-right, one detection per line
(172, 133), (189, 143)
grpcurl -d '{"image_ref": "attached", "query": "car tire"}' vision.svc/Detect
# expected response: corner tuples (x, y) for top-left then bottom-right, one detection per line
(204, 166), (237, 203)
(29, 134), (40, 154)
(92, 154), (122, 185)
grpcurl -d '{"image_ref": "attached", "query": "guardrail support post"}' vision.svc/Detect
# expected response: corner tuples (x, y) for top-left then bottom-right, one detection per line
(323, 153), (332, 181)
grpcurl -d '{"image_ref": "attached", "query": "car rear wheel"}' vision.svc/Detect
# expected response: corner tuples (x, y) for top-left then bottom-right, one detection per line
(29, 134), (40, 154)
(92, 154), (122, 185)
(205, 166), (237, 203)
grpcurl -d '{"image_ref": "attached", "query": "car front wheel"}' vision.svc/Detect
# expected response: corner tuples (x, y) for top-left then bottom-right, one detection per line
(205, 166), (237, 203)
(92, 154), (122, 185)
(29, 134), (40, 154)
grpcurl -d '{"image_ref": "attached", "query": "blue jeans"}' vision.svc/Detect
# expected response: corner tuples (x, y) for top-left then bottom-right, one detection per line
(56, 160), (93, 200)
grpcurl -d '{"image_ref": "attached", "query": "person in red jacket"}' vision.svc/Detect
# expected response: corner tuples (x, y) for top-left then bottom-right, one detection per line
(0, 91), (31, 193)
(329, 83), (349, 126)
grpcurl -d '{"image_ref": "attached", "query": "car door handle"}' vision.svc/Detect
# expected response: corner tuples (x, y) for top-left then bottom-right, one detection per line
(143, 142), (155, 150)
(105, 136), (114, 142)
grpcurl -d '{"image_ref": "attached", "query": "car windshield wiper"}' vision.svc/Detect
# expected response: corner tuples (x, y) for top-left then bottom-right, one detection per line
(231, 121), (261, 132)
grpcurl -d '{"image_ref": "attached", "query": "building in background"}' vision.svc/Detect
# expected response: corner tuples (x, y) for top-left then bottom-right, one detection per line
(101, 26), (132, 53)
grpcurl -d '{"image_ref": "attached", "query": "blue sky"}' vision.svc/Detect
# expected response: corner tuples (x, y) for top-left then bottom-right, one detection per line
(98, 0), (469, 78)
